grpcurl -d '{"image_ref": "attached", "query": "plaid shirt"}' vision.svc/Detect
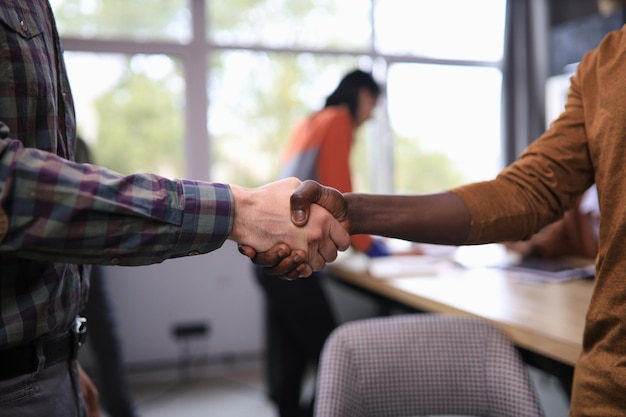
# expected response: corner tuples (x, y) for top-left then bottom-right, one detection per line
(0, 1), (234, 348)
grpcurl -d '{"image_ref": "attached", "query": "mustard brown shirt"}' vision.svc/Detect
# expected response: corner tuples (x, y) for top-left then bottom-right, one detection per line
(452, 25), (626, 415)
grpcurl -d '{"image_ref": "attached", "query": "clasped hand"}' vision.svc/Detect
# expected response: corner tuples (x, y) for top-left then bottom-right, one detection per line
(229, 178), (349, 278)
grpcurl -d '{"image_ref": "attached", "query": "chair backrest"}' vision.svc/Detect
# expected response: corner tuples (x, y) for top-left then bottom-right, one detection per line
(314, 314), (544, 417)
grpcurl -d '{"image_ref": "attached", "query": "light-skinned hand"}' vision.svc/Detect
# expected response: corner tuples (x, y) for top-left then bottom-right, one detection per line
(240, 180), (351, 278)
(229, 177), (349, 273)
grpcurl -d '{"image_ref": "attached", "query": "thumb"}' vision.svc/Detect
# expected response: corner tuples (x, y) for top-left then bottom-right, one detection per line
(290, 180), (350, 229)
(290, 180), (325, 227)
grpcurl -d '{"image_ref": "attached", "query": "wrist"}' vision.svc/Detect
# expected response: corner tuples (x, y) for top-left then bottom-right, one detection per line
(228, 184), (252, 243)
(344, 193), (359, 235)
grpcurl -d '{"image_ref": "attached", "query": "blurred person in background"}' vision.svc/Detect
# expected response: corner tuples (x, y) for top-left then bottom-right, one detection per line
(253, 69), (394, 417)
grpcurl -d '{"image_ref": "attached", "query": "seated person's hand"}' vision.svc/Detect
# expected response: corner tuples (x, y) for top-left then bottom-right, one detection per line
(503, 240), (534, 257)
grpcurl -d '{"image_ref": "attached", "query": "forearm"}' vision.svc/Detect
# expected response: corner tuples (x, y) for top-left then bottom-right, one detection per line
(0, 138), (232, 265)
(344, 192), (471, 245)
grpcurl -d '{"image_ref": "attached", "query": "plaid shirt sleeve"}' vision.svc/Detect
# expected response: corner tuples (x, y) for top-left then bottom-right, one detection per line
(0, 138), (234, 265)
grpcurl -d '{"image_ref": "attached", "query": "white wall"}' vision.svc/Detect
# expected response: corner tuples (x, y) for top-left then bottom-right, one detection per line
(103, 241), (264, 366)
(101, 242), (380, 374)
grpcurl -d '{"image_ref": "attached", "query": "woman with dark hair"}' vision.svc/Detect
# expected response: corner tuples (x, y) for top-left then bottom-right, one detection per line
(254, 69), (387, 417)
(278, 69), (387, 257)
(324, 69), (381, 121)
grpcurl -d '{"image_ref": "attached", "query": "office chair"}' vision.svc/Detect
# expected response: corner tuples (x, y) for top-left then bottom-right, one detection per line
(314, 314), (544, 417)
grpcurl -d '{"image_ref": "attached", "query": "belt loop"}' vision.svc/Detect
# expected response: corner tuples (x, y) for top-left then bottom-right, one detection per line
(72, 316), (87, 359)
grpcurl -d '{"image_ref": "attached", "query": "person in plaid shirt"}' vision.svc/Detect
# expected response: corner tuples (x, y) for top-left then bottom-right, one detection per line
(0, 2), (348, 416)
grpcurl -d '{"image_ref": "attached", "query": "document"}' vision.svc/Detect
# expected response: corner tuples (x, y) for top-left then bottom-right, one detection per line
(498, 256), (595, 282)
(368, 255), (441, 278)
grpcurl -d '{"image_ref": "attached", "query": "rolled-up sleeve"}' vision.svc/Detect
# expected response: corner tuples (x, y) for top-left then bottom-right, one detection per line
(450, 56), (594, 245)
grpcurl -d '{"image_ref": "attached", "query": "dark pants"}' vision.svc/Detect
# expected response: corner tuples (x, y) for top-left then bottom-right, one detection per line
(0, 357), (86, 417)
(254, 267), (337, 417)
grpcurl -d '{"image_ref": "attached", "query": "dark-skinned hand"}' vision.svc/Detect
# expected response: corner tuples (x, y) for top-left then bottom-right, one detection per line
(239, 180), (351, 278)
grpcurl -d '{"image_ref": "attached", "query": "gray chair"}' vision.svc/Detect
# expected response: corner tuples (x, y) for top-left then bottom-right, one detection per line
(314, 314), (544, 417)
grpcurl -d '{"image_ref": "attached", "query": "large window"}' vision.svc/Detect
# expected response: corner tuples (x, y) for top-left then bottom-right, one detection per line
(208, 51), (362, 186)
(209, 0), (371, 51)
(53, 0), (507, 193)
(50, 0), (191, 42)
(374, 0), (506, 61)
(387, 64), (503, 193)
(64, 52), (185, 177)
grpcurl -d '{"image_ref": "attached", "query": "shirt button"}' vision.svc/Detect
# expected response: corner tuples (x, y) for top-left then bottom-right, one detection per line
(111, 257), (120, 265)
(188, 250), (200, 256)
(0, 121), (10, 139)
(20, 20), (28, 34)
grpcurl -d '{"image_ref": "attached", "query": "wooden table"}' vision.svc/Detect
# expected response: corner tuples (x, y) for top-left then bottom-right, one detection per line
(326, 247), (595, 394)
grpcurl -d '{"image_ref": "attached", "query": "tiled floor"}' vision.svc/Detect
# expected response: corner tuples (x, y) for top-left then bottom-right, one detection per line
(103, 358), (279, 417)
(98, 360), (569, 417)
(130, 369), (277, 417)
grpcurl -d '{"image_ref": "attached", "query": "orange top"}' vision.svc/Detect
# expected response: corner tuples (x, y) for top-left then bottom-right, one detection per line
(280, 106), (374, 253)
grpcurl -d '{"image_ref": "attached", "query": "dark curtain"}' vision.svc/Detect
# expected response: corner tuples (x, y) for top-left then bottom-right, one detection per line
(502, 0), (550, 164)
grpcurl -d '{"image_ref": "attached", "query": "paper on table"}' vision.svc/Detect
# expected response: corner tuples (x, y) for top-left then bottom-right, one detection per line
(498, 256), (595, 282)
(368, 255), (440, 279)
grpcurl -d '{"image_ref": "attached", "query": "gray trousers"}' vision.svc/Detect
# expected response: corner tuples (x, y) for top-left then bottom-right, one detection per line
(0, 355), (86, 417)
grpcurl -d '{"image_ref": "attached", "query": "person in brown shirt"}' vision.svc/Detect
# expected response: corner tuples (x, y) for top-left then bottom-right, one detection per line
(248, 23), (626, 417)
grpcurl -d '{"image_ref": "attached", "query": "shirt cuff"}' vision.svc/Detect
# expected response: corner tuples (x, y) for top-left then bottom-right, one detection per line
(173, 180), (234, 258)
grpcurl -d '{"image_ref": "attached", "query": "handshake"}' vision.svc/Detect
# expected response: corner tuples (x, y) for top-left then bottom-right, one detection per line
(229, 177), (352, 280)
(229, 176), (471, 279)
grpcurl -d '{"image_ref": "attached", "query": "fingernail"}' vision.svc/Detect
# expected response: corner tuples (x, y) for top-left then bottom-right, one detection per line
(292, 254), (303, 263)
(293, 209), (305, 223)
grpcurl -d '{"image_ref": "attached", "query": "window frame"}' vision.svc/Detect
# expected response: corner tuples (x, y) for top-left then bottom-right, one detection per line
(59, 0), (507, 188)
